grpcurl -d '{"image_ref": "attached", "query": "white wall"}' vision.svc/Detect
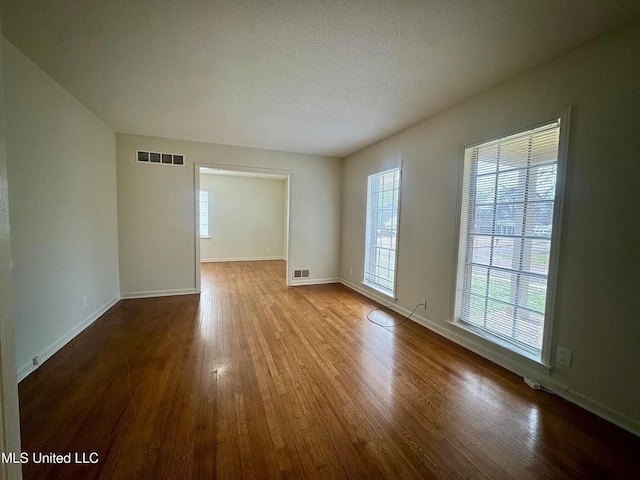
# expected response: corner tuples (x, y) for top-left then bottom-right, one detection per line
(340, 20), (640, 433)
(200, 174), (285, 262)
(2, 39), (120, 380)
(116, 134), (341, 296)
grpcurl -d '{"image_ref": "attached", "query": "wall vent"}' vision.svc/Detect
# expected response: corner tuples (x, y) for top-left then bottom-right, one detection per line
(302, 269), (310, 278)
(293, 270), (302, 278)
(137, 150), (184, 166)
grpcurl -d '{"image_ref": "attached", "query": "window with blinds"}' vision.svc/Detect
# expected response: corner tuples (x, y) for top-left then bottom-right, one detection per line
(199, 190), (210, 238)
(455, 121), (562, 356)
(364, 167), (401, 296)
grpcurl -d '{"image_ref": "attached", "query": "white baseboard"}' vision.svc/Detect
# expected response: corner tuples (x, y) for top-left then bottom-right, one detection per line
(290, 278), (339, 286)
(201, 256), (284, 263)
(555, 385), (640, 437)
(18, 294), (120, 382)
(120, 288), (197, 299)
(339, 278), (640, 437)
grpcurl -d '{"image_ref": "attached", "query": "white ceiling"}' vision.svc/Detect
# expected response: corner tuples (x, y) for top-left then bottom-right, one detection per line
(2, 1), (639, 158)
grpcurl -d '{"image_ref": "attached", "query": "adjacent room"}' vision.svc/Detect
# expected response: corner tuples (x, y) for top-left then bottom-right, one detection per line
(1, 1), (639, 479)
(197, 167), (289, 288)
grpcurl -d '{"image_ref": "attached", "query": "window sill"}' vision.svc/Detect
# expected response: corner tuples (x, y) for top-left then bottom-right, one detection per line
(449, 319), (551, 372)
(361, 281), (396, 302)
(200, 236), (211, 239)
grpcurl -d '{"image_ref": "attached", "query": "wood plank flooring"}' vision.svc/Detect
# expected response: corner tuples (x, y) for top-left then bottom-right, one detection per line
(18, 261), (640, 479)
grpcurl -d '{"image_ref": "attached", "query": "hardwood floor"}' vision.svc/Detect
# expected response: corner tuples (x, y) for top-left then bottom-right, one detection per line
(18, 261), (640, 479)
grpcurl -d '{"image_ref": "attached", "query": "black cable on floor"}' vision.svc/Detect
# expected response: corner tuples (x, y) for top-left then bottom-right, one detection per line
(366, 302), (422, 328)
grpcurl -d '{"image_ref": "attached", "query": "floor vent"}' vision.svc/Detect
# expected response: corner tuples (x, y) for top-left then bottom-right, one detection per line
(137, 150), (184, 166)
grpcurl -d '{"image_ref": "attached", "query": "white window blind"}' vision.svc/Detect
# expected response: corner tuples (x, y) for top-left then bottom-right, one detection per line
(199, 190), (210, 237)
(456, 121), (561, 355)
(364, 167), (400, 296)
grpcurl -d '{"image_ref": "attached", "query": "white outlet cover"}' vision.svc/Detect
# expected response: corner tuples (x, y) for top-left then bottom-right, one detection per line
(556, 346), (572, 367)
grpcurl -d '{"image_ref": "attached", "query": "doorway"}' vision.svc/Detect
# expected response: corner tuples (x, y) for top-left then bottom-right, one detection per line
(194, 163), (292, 292)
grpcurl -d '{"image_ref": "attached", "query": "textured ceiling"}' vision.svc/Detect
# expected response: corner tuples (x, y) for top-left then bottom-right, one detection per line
(2, 1), (639, 158)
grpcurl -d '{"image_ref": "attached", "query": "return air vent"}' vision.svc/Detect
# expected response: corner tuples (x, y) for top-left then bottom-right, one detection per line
(137, 150), (184, 166)
(293, 269), (310, 279)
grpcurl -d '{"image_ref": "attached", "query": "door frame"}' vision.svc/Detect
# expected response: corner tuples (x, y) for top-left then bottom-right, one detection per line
(193, 162), (293, 292)
(0, 9), (23, 475)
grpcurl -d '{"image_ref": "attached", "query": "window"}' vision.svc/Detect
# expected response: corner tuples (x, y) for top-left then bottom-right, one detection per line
(364, 167), (401, 297)
(455, 120), (564, 360)
(199, 190), (210, 238)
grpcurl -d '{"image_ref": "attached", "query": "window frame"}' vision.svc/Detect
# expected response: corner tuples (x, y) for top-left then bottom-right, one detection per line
(363, 166), (402, 299)
(453, 110), (570, 366)
(199, 189), (211, 239)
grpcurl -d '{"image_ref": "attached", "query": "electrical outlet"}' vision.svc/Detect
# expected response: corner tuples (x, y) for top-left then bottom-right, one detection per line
(267, 247), (271, 253)
(556, 346), (572, 367)
(349, 268), (353, 276)
(33, 356), (40, 366)
(83, 295), (88, 308)
(420, 299), (427, 309)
